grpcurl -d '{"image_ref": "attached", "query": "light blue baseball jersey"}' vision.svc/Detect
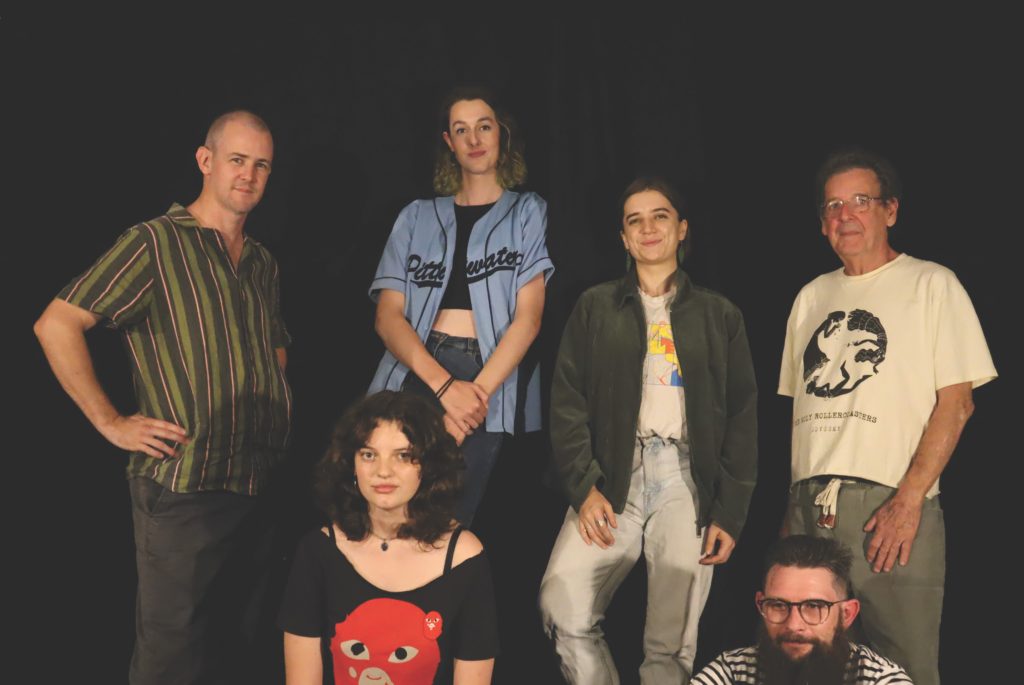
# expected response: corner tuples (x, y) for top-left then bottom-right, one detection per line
(368, 190), (554, 433)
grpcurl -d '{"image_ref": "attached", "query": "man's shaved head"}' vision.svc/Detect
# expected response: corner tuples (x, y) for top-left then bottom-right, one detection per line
(204, 110), (272, 151)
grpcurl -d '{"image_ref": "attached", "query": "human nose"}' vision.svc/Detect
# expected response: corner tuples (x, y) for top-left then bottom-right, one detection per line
(838, 200), (856, 220)
(374, 456), (393, 477)
(784, 605), (809, 630)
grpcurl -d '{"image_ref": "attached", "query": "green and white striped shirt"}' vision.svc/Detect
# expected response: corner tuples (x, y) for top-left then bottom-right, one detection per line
(59, 204), (292, 495)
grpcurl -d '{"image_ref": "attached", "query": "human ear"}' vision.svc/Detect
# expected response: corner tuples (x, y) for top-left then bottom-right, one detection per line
(195, 146), (212, 175)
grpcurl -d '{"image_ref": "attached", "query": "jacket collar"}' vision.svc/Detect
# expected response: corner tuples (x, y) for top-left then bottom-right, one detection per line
(615, 266), (693, 310)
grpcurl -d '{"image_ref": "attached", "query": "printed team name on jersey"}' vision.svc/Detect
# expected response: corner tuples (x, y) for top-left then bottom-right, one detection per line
(406, 255), (446, 288)
(466, 247), (523, 284)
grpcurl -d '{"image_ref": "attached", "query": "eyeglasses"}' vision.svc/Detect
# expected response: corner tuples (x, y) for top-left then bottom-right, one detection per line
(756, 597), (847, 625)
(820, 194), (885, 219)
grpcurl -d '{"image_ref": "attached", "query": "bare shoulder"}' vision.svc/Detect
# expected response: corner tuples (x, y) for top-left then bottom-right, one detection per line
(450, 528), (484, 567)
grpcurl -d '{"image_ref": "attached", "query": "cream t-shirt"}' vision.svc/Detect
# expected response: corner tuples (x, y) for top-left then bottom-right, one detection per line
(638, 288), (688, 443)
(778, 254), (996, 497)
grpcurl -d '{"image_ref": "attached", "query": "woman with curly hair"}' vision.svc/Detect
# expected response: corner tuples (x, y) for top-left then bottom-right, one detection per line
(367, 86), (554, 525)
(279, 391), (498, 684)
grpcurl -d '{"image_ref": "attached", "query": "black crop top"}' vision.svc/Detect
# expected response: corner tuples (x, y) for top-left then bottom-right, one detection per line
(278, 526), (498, 684)
(438, 202), (496, 311)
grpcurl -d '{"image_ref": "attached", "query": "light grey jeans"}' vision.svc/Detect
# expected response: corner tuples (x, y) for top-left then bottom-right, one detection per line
(539, 437), (713, 684)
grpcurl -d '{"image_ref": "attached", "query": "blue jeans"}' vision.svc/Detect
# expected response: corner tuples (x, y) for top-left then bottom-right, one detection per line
(402, 331), (504, 526)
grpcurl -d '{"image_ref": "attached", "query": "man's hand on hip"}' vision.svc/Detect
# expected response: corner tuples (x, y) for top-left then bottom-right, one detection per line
(864, 493), (923, 573)
(98, 413), (189, 459)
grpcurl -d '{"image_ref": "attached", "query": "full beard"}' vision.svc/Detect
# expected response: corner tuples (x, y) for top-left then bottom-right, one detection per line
(756, 622), (851, 685)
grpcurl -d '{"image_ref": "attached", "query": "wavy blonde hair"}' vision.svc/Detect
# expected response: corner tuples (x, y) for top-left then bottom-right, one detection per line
(433, 87), (527, 196)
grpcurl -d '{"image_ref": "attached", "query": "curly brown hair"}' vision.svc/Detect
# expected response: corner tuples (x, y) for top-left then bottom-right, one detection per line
(433, 86), (527, 195)
(313, 391), (464, 545)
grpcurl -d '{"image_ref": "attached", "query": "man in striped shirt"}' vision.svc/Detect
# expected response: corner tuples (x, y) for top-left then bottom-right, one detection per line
(34, 110), (291, 684)
(691, 536), (912, 684)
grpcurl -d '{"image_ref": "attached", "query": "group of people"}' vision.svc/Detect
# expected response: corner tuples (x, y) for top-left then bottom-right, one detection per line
(34, 88), (996, 685)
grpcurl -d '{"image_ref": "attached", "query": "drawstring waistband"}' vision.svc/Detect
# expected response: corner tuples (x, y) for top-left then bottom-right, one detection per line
(813, 477), (853, 529)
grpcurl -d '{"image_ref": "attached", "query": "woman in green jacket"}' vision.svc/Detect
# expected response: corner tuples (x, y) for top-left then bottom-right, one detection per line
(539, 177), (758, 684)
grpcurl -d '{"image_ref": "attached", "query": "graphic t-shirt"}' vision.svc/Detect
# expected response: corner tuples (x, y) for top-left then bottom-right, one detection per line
(778, 254), (997, 495)
(637, 288), (688, 442)
(278, 528), (498, 684)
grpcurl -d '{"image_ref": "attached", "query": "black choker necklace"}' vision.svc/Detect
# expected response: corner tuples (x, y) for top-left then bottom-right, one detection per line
(369, 530), (398, 551)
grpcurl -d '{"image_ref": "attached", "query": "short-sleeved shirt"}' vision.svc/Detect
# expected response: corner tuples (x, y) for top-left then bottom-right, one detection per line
(58, 204), (292, 495)
(691, 644), (913, 684)
(778, 254), (996, 496)
(367, 190), (554, 433)
(278, 528), (499, 685)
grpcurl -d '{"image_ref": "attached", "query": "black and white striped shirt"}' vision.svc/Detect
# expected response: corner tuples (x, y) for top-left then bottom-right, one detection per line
(690, 644), (913, 684)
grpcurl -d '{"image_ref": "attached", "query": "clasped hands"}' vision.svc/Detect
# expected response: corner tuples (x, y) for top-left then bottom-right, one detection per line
(439, 379), (488, 446)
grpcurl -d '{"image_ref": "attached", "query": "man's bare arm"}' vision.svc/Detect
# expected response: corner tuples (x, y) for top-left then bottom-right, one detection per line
(34, 298), (188, 458)
(864, 381), (974, 572)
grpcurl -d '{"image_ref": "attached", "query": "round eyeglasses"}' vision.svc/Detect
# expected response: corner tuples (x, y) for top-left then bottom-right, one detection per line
(756, 598), (847, 626)
(820, 194), (885, 219)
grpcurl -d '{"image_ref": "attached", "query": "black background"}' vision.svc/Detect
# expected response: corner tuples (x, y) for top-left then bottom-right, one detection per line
(7, 8), (1017, 683)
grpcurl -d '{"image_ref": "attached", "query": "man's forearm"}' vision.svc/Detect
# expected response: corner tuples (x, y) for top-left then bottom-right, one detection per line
(34, 299), (119, 431)
(896, 381), (975, 501)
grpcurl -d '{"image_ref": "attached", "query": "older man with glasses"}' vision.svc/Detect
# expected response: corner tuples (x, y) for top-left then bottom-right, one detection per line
(775, 149), (996, 685)
(691, 535), (912, 685)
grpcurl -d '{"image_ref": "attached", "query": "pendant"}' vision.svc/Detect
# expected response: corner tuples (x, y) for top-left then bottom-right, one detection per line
(380, 540), (389, 552)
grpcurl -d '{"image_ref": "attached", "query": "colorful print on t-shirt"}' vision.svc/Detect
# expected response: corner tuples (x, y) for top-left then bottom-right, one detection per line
(647, 323), (684, 387)
(331, 598), (443, 684)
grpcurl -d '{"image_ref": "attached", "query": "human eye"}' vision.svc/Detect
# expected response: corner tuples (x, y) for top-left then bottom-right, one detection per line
(256, 161), (270, 170)
(479, 123), (493, 131)
(824, 199), (843, 215)
(357, 449), (375, 461)
(801, 600), (830, 622)
(454, 126), (466, 135)
(761, 599), (790, 621)
(852, 194), (871, 208)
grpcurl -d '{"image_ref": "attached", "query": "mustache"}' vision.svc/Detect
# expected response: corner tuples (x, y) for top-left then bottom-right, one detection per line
(776, 632), (817, 644)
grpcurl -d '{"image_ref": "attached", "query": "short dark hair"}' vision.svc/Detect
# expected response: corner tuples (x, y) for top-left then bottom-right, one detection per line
(204, 110), (272, 150)
(433, 86), (527, 195)
(619, 176), (691, 265)
(313, 391), (463, 545)
(764, 535), (854, 597)
(815, 148), (902, 212)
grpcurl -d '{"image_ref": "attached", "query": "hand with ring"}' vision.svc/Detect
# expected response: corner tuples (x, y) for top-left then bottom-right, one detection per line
(577, 486), (618, 548)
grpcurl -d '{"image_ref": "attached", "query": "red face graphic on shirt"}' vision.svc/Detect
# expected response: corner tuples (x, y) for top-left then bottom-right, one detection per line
(331, 598), (443, 684)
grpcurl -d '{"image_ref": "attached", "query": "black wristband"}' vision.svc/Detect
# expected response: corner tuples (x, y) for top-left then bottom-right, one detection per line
(435, 375), (456, 399)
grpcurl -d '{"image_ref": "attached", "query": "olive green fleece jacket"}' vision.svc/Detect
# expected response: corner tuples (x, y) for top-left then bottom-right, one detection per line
(549, 268), (758, 540)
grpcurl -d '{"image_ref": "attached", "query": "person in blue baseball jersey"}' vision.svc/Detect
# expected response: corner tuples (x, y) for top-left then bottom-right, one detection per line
(368, 87), (554, 525)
